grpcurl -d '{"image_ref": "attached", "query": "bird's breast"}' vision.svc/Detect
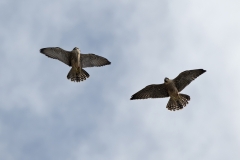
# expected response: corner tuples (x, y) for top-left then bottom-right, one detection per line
(77, 53), (80, 67)
(166, 83), (179, 98)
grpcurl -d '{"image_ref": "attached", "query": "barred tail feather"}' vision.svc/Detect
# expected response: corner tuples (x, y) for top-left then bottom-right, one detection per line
(67, 67), (89, 82)
(166, 94), (190, 111)
(166, 98), (178, 111)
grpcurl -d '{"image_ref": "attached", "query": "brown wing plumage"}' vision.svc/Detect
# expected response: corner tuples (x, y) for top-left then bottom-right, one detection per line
(173, 69), (206, 92)
(40, 47), (71, 66)
(81, 54), (111, 68)
(130, 84), (169, 100)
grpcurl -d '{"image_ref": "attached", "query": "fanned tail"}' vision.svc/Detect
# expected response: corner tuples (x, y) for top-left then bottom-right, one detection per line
(166, 94), (190, 111)
(67, 67), (89, 82)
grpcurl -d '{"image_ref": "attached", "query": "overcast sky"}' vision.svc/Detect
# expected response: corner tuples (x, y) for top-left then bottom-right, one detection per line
(0, 0), (240, 160)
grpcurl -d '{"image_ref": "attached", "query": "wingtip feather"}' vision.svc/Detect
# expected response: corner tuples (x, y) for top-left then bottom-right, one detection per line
(200, 69), (207, 74)
(130, 94), (141, 100)
(40, 48), (45, 53)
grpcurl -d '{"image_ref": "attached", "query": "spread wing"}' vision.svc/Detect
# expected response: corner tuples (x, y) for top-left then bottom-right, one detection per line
(40, 47), (71, 66)
(81, 54), (111, 68)
(173, 69), (206, 92)
(130, 84), (169, 100)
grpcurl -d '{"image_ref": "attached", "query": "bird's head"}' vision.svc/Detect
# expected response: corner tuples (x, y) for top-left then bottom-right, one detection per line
(73, 47), (80, 52)
(164, 77), (169, 83)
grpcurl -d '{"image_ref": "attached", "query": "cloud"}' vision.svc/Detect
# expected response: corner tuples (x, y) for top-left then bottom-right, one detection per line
(0, 0), (239, 160)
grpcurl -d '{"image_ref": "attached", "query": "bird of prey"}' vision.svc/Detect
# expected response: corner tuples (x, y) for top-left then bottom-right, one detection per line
(130, 69), (206, 111)
(40, 47), (111, 82)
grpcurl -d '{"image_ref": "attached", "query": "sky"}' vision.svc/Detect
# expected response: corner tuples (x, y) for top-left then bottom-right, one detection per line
(0, 0), (240, 160)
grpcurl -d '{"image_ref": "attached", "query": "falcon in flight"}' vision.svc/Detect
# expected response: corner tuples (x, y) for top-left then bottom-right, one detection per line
(40, 47), (111, 82)
(130, 69), (206, 111)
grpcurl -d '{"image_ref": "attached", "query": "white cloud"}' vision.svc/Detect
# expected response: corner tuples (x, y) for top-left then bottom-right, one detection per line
(0, 0), (240, 160)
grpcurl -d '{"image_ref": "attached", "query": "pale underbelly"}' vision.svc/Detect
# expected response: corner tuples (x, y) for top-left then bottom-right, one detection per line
(167, 85), (179, 99)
